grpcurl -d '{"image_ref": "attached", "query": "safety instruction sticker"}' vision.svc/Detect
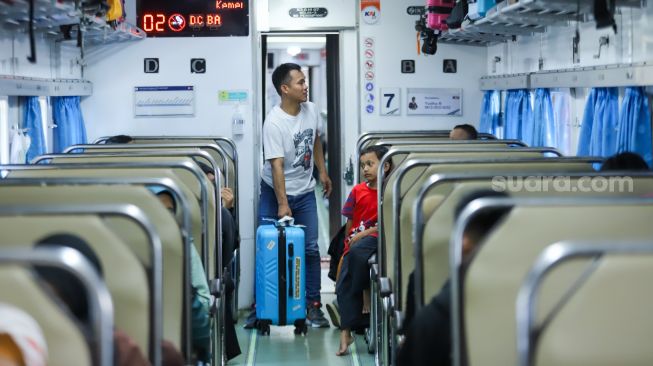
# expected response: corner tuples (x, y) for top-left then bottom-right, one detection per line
(362, 36), (376, 114)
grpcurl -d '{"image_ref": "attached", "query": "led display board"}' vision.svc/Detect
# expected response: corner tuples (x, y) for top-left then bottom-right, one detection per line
(137, 0), (249, 37)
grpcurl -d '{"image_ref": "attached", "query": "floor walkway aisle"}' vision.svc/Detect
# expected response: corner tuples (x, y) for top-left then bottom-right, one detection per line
(229, 270), (376, 366)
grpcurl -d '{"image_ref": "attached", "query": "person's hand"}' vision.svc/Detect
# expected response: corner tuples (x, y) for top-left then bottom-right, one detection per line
(221, 187), (234, 209)
(278, 203), (292, 218)
(320, 172), (332, 198)
(349, 232), (364, 246)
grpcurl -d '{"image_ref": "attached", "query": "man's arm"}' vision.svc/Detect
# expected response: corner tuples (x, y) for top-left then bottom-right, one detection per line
(314, 134), (332, 197)
(270, 157), (292, 218)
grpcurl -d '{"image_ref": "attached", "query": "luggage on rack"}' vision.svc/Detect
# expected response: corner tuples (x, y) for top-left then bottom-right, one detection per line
(255, 218), (307, 335)
(468, 0), (496, 20)
(426, 0), (455, 31)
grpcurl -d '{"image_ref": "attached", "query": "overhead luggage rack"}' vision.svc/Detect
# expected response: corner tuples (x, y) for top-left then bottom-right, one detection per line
(0, 0), (146, 45)
(438, 0), (646, 46)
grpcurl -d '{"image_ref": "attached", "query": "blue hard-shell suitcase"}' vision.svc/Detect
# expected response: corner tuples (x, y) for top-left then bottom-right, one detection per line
(255, 218), (307, 335)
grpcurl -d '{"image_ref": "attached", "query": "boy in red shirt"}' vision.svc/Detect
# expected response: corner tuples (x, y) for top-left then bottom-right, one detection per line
(335, 145), (393, 356)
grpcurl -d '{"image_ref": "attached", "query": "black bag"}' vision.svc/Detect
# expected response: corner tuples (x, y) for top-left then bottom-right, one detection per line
(445, 0), (468, 29)
(594, 0), (617, 33)
(327, 224), (347, 281)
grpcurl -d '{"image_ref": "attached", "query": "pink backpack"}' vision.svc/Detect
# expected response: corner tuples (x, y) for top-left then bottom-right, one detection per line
(426, 0), (455, 31)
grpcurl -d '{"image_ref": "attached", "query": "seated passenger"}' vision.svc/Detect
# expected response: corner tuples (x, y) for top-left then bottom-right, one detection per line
(192, 162), (242, 361)
(106, 135), (134, 144)
(336, 145), (393, 356)
(32, 233), (174, 366)
(0, 303), (47, 366)
(600, 151), (649, 171)
(449, 124), (478, 140)
(396, 190), (511, 366)
(194, 161), (240, 268)
(155, 190), (212, 363)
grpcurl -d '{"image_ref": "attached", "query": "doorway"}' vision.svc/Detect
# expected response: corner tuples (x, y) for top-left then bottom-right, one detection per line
(261, 33), (342, 257)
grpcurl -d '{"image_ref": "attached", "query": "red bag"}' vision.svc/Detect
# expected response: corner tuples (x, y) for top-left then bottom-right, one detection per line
(426, 0), (455, 31)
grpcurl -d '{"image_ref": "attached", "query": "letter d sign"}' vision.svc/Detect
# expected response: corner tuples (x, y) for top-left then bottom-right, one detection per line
(144, 58), (159, 73)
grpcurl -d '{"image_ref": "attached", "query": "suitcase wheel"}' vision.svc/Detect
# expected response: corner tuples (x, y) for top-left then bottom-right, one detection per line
(257, 320), (271, 336)
(293, 319), (308, 335)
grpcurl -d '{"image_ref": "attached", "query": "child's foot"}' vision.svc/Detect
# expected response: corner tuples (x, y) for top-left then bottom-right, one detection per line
(362, 289), (371, 314)
(336, 331), (354, 356)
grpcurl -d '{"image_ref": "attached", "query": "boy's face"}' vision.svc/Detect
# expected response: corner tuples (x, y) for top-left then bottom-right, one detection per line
(360, 152), (381, 182)
(281, 69), (308, 104)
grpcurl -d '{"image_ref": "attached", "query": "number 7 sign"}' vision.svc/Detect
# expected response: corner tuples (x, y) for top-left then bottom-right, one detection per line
(380, 88), (401, 116)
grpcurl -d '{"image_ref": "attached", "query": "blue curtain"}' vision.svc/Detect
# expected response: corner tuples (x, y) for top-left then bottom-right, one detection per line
(479, 90), (502, 138)
(577, 88), (619, 157)
(504, 89), (533, 144)
(616, 87), (652, 166)
(532, 88), (555, 147)
(52, 96), (87, 153)
(24, 97), (46, 163)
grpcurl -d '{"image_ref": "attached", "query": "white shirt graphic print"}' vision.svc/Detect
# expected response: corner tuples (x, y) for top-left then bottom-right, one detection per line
(261, 102), (323, 196)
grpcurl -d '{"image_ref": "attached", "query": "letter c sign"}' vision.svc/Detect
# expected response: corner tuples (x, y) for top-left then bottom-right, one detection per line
(191, 58), (206, 74)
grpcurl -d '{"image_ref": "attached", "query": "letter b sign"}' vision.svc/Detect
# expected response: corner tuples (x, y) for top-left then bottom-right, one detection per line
(401, 60), (415, 74)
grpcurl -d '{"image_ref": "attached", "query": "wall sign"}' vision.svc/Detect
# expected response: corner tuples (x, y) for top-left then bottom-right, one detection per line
(406, 88), (462, 116)
(406, 6), (425, 15)
(289, 7), (328, 18)
(401, 60), (415, 74)
(380, 88), (400, 116)
(137, 0), (249, 37)
(144, 58), (159, 73)
(361, 0), (380, 25)
(443, 59), (458, 73)
(362, 37), (376, 114)
(191, 58), (206, 73)
(268, 0), (355, 29)
(134, 86), (195, 117)
(218, 90), (249, 104)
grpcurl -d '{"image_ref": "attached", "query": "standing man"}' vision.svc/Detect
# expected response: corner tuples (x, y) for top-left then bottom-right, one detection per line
(259, 62), (333, 328)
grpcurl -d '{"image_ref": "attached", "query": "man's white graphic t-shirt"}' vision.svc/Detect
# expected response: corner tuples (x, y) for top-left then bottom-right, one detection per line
(261, 102), (324, 196)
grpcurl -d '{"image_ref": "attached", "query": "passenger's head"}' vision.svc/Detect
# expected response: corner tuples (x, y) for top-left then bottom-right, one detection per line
(106, 135), (134, 144)
(33, 234), (103, 324)
(0, 304), (47, 366)
(195, 161), (216, 184)
(600, 152), (649, 171)
(156, 190), (177, 214)
(272, 63), (307, 103)
(360, 145), (393, 186)
(450, 124), (478, 140)
(455, 190), (511, 260)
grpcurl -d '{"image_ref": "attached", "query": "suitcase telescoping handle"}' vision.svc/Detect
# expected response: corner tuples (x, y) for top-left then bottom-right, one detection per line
(262, 216), (305, 228)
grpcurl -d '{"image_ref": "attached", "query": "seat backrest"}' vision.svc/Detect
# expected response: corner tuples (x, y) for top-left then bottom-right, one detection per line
(380, 152), (573, 278)
(0, 266), (92, 366)
(534, 247), (653, 366)
(0, 216), (150, 355)
(359, 133), (451, 152)
(75, 144), (234, 190)
(6, 168), (207, 277)
(464, 199), (653, 366)
(40, 156), (216, 276)
(383, 149), (546, 183)
(0, 185), (184, 349)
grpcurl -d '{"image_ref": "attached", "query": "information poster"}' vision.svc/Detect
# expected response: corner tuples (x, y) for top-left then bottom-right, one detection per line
(406, 88), (462, 116)
(134, 86), (195, 117)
